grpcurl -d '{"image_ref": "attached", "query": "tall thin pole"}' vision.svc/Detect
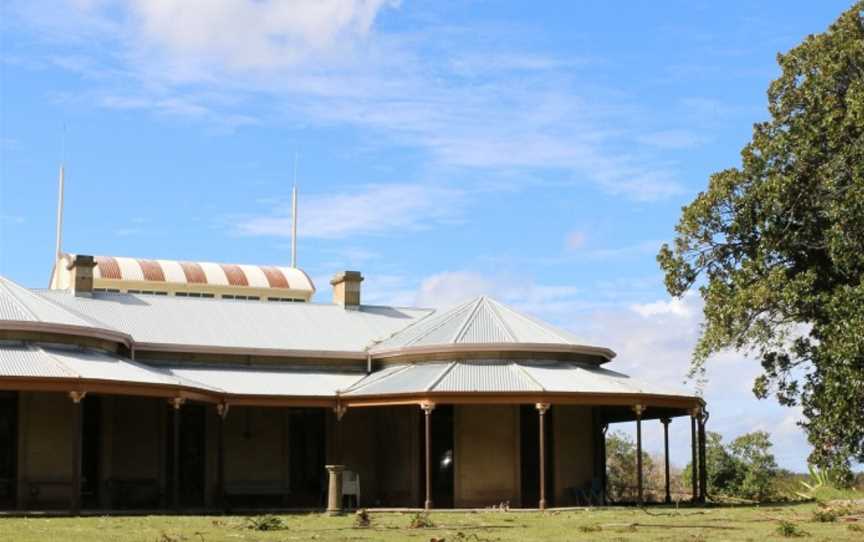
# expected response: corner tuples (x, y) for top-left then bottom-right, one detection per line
(661, 418), (671, 504)
(537, 403), (550, 510)
(422, 403), (435, 510)
(70, 392), (84, 515)
(698, 412), (708, 503)
(634, 405), (644, 505)
(690, 412), (698, 502)
(291, 154), (298, 268)
(55, 164), (65, 262)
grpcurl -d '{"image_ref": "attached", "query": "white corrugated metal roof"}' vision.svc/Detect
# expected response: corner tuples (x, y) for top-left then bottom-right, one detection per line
(0, 343), (77, 378)
(35, 289), (432, 353)
(370, 297), (609, 355)
(342, 360), (691, 397)
(0, 277), (102, 328)
(165, 365), (364, 397)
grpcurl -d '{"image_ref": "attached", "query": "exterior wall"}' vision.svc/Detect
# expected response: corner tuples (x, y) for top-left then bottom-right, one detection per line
(223, 407), (288, 486)
(16, 392), (73, 508)
(372, 406), (419, 506)
(553, 405), (595, 505)
(454, 405), (520, 508)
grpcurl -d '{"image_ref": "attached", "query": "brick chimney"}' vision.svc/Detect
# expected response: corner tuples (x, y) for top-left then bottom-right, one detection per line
(67, 254), (97, 295)
(330, 271), (363, 309)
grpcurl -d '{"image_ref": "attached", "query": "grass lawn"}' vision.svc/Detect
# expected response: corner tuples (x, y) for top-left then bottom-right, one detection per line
(1, 502), (863, 541)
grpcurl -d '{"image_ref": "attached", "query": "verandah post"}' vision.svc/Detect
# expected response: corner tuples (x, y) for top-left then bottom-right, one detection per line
(69, 391), (86, 515)
(661, 417), (671, 504)
(690, 410), (699, 502)
(698, 409), (708, 503)
(633, 404), (645, 505)
(216, 402), (229, 513)
(536, 403), (550, 510)
(170, 397), (185, 512)
(421, 402), (435, 511)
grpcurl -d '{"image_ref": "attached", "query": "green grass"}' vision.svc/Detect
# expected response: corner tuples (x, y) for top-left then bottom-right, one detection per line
(1, 502), (863, 541)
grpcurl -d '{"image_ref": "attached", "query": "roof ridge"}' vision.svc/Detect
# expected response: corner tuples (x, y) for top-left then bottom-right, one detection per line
(489, 298), (575, 343)
(512, 361), (546, 392)
(402, 298), (476, 347)
(35, 344), (81, 379)
(425, 361), (457, 392)
(485, 298), (518, 342)
(0, 277), (39, 321)
(452, 297), (485, 343)
(341, 364), (413, 394)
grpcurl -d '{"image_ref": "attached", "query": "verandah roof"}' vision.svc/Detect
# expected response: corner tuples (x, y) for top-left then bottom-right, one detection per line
(342, 359), (691, 397)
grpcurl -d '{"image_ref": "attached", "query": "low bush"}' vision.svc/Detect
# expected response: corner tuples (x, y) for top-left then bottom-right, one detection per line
(409, 512), (434, 528)
(245, 515), (287, 531)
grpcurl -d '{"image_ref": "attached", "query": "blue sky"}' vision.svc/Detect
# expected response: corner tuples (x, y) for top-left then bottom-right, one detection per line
(0, 1), (857, 471)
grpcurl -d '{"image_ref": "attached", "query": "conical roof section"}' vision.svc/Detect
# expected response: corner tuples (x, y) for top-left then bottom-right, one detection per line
(370, 296), (615, 360)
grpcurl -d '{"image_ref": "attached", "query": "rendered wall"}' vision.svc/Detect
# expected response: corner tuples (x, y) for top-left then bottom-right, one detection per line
(553, 405), (595, 505)
(223, 406), (287, 485)
(16, 392), (73, 508)
(454, 405), (521, 508)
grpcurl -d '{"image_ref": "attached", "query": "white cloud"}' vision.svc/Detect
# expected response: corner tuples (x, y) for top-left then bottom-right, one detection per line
(237, 183), (464, 240)
(11, 0), (687, 201)
(630, 296), (694, 318)
(62, 0), (398, 77)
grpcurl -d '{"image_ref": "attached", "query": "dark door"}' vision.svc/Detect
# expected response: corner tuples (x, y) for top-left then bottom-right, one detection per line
(81, 397), (101, 508)
(0, 393), (17, 509)
(287, 409), (326, 506)
(166, 404), (207, 509)
(520, 405), (554, 508)
(419, 405), (454, 508)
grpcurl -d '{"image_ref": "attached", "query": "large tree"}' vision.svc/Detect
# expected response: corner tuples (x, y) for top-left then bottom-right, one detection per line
(658, 2), (864, 478)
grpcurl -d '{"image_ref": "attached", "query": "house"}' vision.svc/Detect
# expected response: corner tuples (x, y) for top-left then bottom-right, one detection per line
(0, 254), (707, 513)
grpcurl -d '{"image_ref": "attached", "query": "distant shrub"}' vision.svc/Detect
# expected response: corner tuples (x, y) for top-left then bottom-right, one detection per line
(409, 512), (434, 528)
(245, 515), (287, 531)
(811, 507), (838, 522)
(776, 520), (807, 538)
(577, 524), (602, 533)
(353, 509), (371, 528)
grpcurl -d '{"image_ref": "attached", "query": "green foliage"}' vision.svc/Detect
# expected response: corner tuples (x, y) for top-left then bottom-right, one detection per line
(776, 520), (808, 538)
(244, 514), (287, 531)
(681, 431), (779, 501)
(577, 524), (602, 533)
(408, 512), (434, 528)
(605, 431), (655, 501)
(658, 2), (864, 475)
(353, 508), (371, 528)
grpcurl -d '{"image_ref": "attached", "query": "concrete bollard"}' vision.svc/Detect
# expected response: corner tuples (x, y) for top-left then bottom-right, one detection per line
(325, 465), (345, 515)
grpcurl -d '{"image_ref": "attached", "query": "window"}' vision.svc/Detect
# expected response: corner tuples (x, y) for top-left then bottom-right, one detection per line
(127, 289), (141, 294)
(222, 295), (235, 299)
(201, 293), (215, 298)
(247, 296), (259, 301)
(175, 292), (188, 297)
(155, 291), (168, 296)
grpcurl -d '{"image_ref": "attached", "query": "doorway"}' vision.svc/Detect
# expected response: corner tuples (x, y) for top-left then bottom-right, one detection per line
(520, 405), (554, 508)
(81, 396), (101, 509)
(287, 408), (326, 507)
